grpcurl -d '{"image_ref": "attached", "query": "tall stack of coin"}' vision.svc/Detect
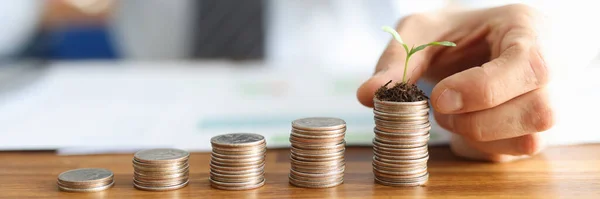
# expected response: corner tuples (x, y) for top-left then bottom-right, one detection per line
(372, 99), (431, 186)
(289, 117), (346, 188)
(133, 148), (190, 191)
(57, 168), (114, 192)
(209, 133), (266, 190)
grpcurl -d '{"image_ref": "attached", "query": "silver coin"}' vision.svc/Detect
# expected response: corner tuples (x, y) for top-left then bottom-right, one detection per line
(209, 176), (264, 187)
(290, 172), (344, 182)
(58, 180), (114, 192)
(291, 140), (346, 150)
(290, 156), (344, 167)
(290, 152), (344, 162)
(211, 143), (266, 152)
(374, 127), (429, 137)
(210, 173), (264, 183)
(134, 165), (190, 176)
(289, 138), (344, 148)
(210, 170), (264, 179)
(373, 145), (428, 157)
(132, 158), (188, 168)
(375, 121), (431, 131)
(292, 117), (346, 131)
(374, 133), (430, 144)
(209, 161), (265, 171)
(373, 143), (428, 153)
(374, 116), (429, 125)
(375, 172), (430, 182)
(373, 165), (428, 176)
(292, 127), (347, 136)
(373, 98), (428, 106)
(289, 134), (345, 144)
(211, 133), (265, 147)
(372, 163), (427, 172)
(289, 167), (345, 178)
(373, 170), (428, 180)
(291, 164), (345, 174)
(289, 175), (343, 188)
(210, 154), (264, 163)
(211, 158), (265, 167)
(210, 179), (265, 190)
(133, 180), (189, 191)
(373, 109), (430, 118)
(374, 117), (429, 125)
(291, 145), (345, 155)
(374, 150), (429, 160)
(375, 154), (429, 165)
(291, 131), (346, 139)
(134, 169), (189, 180)
(375, 125), (432, 135)
(289, 174), (343, 184)
(211, 149), (266, 159)
(291, 163), (346, 171)
(372, 156), (427, 168)
(57, 180), (112, 189)
(373, 138), (429, 149)
(212, 147), (266, 155)
(134, 148), (190, 163)
(133, 163), (189, 172)
(375, 104), (429, 113)
(133, 176), (189, 187)
(210, 165), (264, 175)
(374, 176), (428, 187)
(291, 148), (345, 158)
(374, 137), (429, 147)
(58, 168), (113, 185)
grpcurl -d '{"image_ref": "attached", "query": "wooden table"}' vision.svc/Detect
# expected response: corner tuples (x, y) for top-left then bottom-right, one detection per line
(1, 145), (599, 199)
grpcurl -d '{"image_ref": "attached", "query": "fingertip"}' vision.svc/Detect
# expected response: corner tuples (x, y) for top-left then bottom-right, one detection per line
(356, 79), (380, 108)
(356, 84), (374, 108)
(356, 75), (397, 108)
(430, 81), (457, 114)
(519, 134), (544, 155)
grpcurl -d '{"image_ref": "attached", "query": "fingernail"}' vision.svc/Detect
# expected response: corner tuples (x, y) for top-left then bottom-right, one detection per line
(437, 89), (463, 112)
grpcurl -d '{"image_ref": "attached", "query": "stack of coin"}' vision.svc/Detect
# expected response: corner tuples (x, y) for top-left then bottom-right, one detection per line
(372, 98), (431, 186)
(57, 168), (114, 192)
(132, 148), (190, 191)
(289, 117), (346, 188)
(209, 133), (266, 190)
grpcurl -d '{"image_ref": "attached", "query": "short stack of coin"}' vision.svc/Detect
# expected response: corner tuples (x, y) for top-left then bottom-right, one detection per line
(372, 98), (431, 186)
(209, 133), (266, 190)
(57, 168), (114, 192)
(289, 117), (346, 188)
(133, 148), (190, 191)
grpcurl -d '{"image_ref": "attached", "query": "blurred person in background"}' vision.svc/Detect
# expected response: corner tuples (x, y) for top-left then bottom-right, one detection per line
(1, 0), (598, 162)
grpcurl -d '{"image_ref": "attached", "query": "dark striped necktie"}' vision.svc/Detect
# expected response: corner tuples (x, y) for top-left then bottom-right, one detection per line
(193, 0), (265, 60)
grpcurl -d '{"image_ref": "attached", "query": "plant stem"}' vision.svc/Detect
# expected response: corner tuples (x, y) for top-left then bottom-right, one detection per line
(402, 55), (410, 83)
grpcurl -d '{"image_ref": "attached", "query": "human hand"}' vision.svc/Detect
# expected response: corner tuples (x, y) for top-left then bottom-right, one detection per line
(357, 4), (554, 162)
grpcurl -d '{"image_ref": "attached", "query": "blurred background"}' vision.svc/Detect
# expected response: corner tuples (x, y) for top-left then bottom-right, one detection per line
(0, 0), (598, 154)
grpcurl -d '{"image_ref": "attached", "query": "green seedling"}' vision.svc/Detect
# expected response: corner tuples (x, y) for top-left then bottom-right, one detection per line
(382, 26), (456, 83)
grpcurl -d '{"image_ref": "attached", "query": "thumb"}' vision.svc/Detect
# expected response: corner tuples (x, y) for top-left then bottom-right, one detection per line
(356, 41), (430, 107)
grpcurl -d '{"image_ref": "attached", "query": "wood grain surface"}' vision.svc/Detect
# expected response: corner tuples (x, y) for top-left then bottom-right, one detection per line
(0, 145), (599, 199)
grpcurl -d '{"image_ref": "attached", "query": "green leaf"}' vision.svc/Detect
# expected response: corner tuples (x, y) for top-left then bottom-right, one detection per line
(381, 26), (409, 54)
(409, 41), (456, 55)
(381, 26), (403, 44)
